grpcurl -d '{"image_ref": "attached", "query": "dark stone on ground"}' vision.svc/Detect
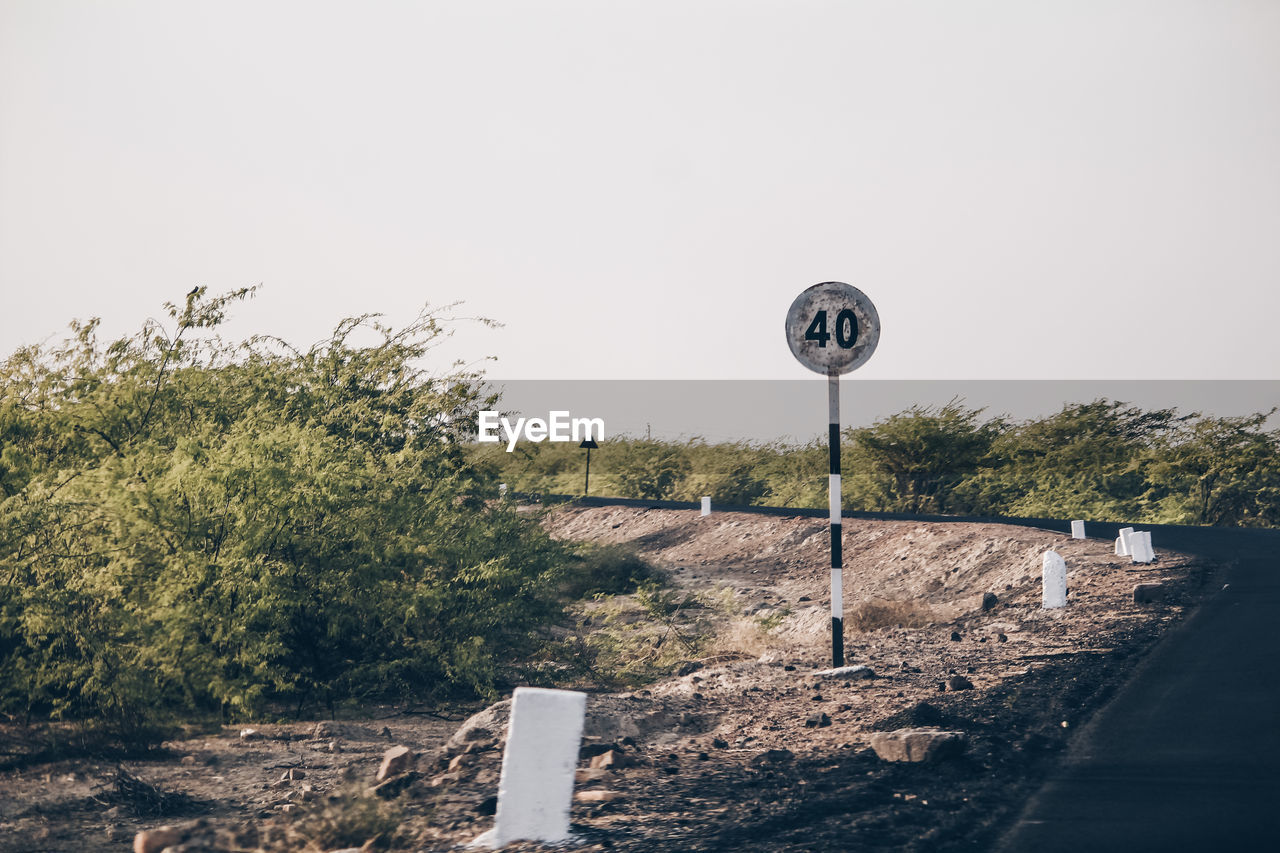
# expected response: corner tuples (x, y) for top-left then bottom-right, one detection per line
(750, 749), (794, 767)
(1133, 582), (1166, 603)
(805, 713), (832, 728)
(371, 771), (420, 799)
(580, 742), (619, 760)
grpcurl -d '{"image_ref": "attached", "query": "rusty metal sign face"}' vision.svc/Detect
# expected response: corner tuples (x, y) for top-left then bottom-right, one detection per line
(785, 282), (880, 375)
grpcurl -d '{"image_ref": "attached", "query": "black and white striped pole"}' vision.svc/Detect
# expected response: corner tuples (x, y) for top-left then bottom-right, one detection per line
(827, 371), (844, 665)
(786, 282), (880, 669)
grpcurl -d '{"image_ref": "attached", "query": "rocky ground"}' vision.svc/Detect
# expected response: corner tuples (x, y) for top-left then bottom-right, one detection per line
(0, 506), (1214, 852)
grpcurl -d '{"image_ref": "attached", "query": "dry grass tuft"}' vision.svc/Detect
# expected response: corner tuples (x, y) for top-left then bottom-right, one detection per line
(846, 599), (935, 632)
(709, 616), (778, 658)
(263, 783), (408, 852)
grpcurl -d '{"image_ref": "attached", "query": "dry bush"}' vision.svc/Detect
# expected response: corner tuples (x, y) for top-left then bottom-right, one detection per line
(263, 784), (407, 852)
(846, 599), (935, 632)
(570, 584), (746, 686)
(92, 766), (196, 817)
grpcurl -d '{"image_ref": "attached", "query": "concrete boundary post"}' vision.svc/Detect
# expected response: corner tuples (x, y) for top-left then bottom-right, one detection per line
(701, 496), (711, 516)
(1131, 531), (1155, 564)
(1042, 550), (1067, 609)
(472, 687), (586, 849)
(1070, 520), (1085, 539)
(1115, 527), (1135, 556)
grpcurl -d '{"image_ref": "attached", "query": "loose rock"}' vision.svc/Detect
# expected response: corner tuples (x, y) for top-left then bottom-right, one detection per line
(1133, 582), (1166, 603)
(946, 675), (974, 691)
(589, 748), (632, 770)
(981, 592), (999, 611)
(133, 826), (186, 853)
(377, 745), (414, 781)
(750, 748), (794, 767)
(869, 729), (967, 763)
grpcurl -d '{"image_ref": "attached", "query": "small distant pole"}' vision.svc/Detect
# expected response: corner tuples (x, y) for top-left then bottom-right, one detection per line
(580, 437), (598, 495)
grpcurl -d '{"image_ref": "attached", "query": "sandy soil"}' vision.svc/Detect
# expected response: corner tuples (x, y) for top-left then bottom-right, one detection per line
(0, 506), (1212, 852)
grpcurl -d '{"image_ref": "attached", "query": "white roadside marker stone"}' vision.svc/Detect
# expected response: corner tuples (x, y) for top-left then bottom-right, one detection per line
(472, 687), (586, 849)
(499, 483), (507, 498)
(701, 496), (711, 516)
(1042, 550), (1067, 609)
(1070, 520), (1086, 539)
(1130, 531), (1155, 564)
(813, 664), (875, 680)
(1115, 527), (1135, 556)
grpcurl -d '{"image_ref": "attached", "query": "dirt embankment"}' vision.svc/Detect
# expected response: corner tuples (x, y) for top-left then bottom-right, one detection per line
(0, 507), (1210, 852)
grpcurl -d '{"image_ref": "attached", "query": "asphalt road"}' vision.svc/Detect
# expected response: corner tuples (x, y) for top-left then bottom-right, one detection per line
(994, 524), (1280, 852)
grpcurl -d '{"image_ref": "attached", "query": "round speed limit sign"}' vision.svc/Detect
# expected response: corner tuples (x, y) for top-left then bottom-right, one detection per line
(785, 282), (880, 375)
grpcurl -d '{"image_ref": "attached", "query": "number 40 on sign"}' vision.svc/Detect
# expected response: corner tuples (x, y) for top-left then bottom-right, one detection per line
(804, 308), (858, 349)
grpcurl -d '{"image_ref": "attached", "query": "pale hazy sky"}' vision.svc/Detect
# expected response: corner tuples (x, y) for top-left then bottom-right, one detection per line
(2, 1), (1278, 380)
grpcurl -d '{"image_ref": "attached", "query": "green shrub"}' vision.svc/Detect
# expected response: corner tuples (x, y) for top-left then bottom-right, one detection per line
(0, 289), (575, 733)
(479, 398), (1280, 527)
(608, 439), (690, 499)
